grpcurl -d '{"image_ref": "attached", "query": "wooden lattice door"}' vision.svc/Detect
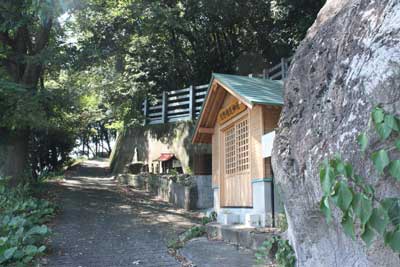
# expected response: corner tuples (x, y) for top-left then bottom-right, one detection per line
(221, 117), (252, 207)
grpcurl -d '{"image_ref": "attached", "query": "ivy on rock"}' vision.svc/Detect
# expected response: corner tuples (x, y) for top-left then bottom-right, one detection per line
(319, 106), (400, 252)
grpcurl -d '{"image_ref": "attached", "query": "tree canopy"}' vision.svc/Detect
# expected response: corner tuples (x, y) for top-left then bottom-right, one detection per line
(0, 0), (324, 181)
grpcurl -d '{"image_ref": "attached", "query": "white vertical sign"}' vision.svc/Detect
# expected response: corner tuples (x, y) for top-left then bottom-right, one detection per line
(262, 131), (275, 158)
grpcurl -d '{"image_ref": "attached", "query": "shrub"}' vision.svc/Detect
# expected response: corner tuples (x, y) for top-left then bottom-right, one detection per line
(167, 225), (206, 251)
(36, 170), (64, 182)
(255, 236), (296, 267)
(180, 226), (206, 241)
(201, 212), (217, 225)
(277, 213), (288, 232)
(0, 179), (55, 266)
(176, 174), (195, 187)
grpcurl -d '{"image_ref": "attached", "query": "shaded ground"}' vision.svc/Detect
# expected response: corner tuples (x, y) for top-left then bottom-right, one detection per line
(180, 238), (255, 267)
(43, 159), (256, 267)
(44, 160), (198, 267)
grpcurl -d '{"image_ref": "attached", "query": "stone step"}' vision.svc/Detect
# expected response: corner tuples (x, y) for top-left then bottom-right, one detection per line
(205, 222), (279, 251)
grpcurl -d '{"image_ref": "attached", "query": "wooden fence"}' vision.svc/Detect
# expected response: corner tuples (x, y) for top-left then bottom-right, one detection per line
(143, 57), (291, 125)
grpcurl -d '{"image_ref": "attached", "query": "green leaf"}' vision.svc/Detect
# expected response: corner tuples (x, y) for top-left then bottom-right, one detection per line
(371, 149), (390, 174)
(363, 184), (375, 197)
(344, 163), (353, 178)
(38, 246), (46, 253)
(0, 237), (7, 246)
(336, 162), (345, 175)
(357, 133), (368, 152)
(369, 206), (389, 235)
(320, 196), (332, 224)
(341, 212), (355, 239)
(26, 225), (49, 236)
(332, 181), (353, 212)
(4, 247), (17, 260)
(372, 107), (385, 124)
(385, 230), (400, 252)
(354, 175), (363, 184)
(385, 114), (399, 131)
(375, 122), (392, 140)
(13, 249), (24, 260)
(361, 224), (375, 247)
(381, 198), (400, 225)
(352, 193), (373, 225)
(23, 255), (34, 264)
(24, 245), (38, 255)
(320, 163), (335, 196)
(388, 160), (400, 181)
(330, 155), (345, 175)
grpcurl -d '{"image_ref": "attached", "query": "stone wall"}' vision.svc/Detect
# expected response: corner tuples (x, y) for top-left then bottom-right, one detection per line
(158, 179), (194, 210)
(117, 173), (144, 188)
(193, 175), (213, 209)
(110, 121), (211, 175)
(117, 173), (213, 211)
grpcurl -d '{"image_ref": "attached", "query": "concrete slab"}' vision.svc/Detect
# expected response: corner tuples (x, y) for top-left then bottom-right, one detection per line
(180, 237), (255, 267)
(205, 222), (279, 251)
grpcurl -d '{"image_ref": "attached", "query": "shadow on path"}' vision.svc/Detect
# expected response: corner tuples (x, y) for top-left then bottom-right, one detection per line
(44, 160), (198, 267)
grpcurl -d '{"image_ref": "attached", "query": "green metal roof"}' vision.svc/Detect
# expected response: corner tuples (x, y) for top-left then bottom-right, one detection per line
(192, 73), (284, 143)
(211, 73), (284, 106)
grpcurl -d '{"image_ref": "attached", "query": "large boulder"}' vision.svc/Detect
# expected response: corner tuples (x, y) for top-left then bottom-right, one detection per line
(273, 0), (400, 266)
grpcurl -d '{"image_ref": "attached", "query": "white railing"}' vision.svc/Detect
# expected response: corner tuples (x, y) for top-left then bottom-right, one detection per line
(143, 57), (291, 125)
(143, 84), (208, 125)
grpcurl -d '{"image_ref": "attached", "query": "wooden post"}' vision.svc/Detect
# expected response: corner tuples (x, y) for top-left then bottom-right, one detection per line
(189, 85), (195, 120)
(161, 91), (167, 123)
(143, 98), (148, 125)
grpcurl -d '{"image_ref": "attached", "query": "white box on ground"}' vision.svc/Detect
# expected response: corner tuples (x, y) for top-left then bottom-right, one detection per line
(245, 213), (261, 227)
(262, 131), (275, 158)
(219, 213), (240, 225)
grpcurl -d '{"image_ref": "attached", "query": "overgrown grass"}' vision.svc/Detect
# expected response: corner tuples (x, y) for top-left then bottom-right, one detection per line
(0, 179), (55, 266)
(37, 170), (64, 183)
(167, 213), (215, 251)
(167, 225), (206, 250)
(255, 236), (296, 267)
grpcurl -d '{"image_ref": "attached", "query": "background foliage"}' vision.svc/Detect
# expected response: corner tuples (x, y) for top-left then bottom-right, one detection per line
(0, 0), (324, 180)
(0, 179), (55, 266)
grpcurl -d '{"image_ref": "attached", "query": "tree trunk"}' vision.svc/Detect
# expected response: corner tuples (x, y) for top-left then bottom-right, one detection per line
(0, 17), (52, 182)
(272, 0), (400, 266)
(104, 130), (112, 154)
(0, 129), (29, 182)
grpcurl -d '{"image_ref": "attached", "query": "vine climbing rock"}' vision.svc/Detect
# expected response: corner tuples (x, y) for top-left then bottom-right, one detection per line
(272, 0), (400, 266)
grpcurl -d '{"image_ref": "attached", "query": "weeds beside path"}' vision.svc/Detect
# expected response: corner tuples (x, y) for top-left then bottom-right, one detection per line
(44, 160), (199, 267)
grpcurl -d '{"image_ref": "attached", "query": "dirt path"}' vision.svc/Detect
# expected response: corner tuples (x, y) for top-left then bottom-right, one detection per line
(44, 160), (198, 267)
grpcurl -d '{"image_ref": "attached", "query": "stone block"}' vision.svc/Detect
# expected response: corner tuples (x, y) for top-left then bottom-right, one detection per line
(193, 175), (213, 209)
(220, 226), (239, 245)
(218, 213), (240, 225)
(237, 229), (253, 249)
(245, 214), (262, 227)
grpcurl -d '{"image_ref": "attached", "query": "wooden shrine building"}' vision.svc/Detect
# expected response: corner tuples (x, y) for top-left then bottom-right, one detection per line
(193, 73), (283, 227)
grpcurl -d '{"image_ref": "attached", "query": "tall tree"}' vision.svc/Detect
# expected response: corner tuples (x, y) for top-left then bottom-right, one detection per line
(0, 0), (69, 180)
